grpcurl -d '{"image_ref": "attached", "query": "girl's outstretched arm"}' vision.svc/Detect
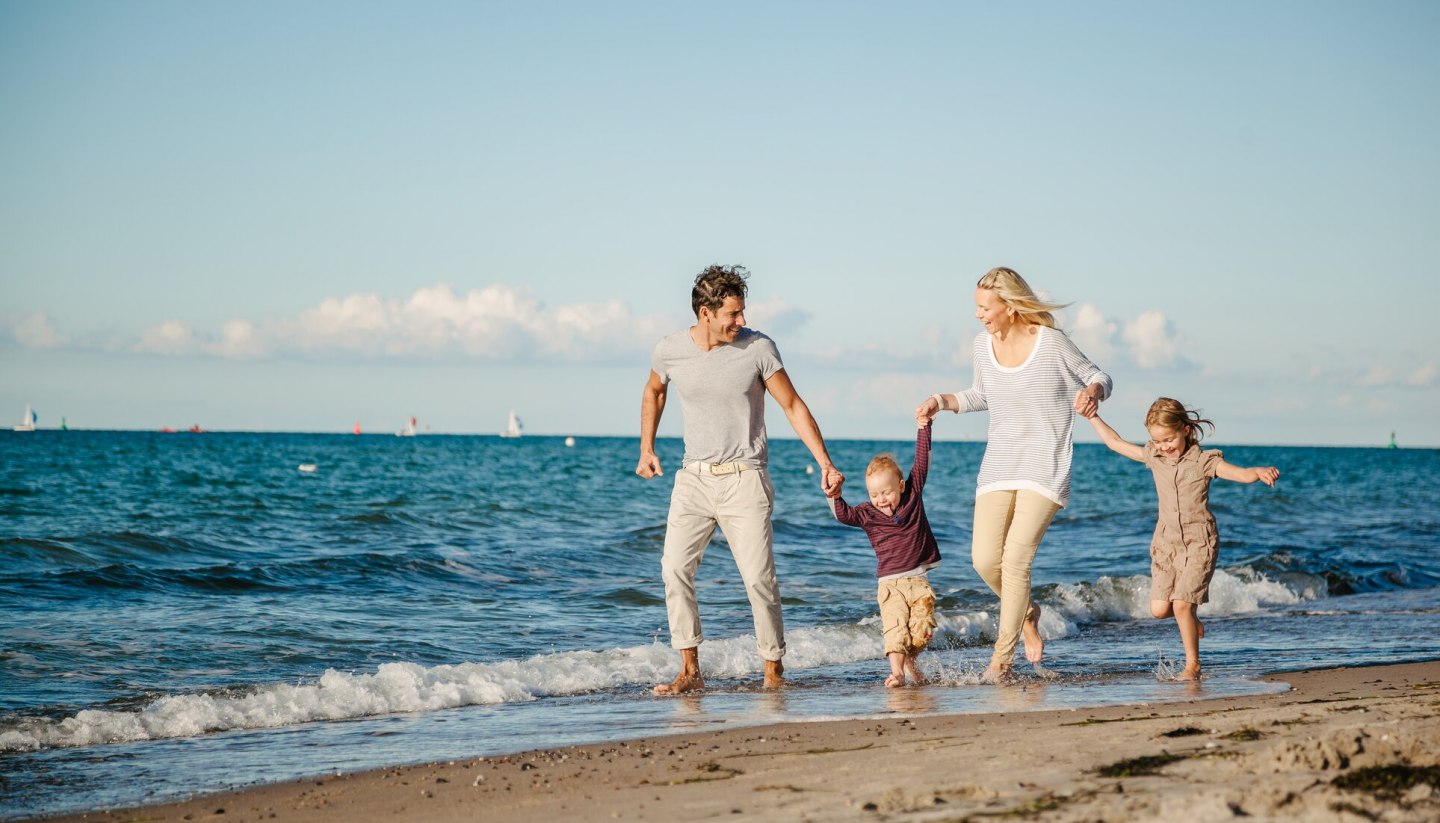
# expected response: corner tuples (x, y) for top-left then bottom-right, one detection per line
(1216, 461), (1280, 487)
(1086, 413), (1146, 462)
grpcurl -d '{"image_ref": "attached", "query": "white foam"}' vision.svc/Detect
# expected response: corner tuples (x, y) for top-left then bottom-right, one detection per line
(0, 566), (1328, 754)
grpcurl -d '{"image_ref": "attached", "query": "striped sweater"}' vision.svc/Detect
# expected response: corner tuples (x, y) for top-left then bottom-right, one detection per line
(945, 327), (1112, 508)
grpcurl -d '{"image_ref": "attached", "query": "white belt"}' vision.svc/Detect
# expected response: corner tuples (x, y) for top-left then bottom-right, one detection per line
(688, 460), (750, 476)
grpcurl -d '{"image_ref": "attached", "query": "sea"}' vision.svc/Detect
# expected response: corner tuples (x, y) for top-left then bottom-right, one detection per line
(2, 431), (1437, 820)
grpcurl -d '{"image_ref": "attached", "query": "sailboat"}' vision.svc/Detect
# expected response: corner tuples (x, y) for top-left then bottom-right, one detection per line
(500, 410), (523, 438)
(396, 416), (418, 437)
(14, 404), (37, 432)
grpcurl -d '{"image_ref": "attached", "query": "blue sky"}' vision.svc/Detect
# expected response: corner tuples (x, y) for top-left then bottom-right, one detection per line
(3, 1), (1437, 446)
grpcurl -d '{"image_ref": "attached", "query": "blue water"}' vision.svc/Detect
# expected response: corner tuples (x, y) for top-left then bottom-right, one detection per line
(2, 431), (1438, 820)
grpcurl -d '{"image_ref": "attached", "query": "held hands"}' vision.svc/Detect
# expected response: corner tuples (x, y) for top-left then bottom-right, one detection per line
(635, 452), (663, 479)
(1073, 385), (1103, 419)
(915, 396), (941, 427)
(821, 465), (845, 498)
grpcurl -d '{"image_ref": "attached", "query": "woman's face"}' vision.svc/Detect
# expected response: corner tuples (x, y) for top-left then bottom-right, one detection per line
(975, 288), (1013, 335)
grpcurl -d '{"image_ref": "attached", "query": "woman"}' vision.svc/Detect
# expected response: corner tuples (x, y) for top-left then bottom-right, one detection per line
(917, 267), (1111, 682)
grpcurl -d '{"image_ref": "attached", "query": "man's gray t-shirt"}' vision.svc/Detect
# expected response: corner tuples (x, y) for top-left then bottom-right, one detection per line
(651, 327), (784, 468)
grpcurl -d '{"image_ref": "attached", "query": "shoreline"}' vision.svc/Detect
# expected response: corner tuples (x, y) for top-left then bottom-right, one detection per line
(31, 660), (1439, 822)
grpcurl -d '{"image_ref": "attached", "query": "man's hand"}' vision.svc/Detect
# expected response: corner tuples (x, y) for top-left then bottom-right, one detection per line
(636, 452), (663, 479)
(821, 465), (844, 498)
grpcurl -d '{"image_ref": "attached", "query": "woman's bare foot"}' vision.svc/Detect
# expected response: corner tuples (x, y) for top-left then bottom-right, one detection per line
(653, 671), (704, 695)
(1022, 602), (1044, 664)
(1174, 664), (1202, 682)
(980, 663), (1013, 684)
(763, 658), (785, 689)
(884, 673), (904, 688)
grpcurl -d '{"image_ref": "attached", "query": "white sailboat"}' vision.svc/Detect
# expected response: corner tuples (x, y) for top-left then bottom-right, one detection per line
(396, 416), (418, 437)
(14, 404), (37, 432)
(500, 410), (523, 438)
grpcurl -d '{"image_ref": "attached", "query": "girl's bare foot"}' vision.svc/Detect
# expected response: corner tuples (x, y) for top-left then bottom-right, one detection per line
(1022, 602), (1044, 664)
(1174, 664), (1202, 682)
(884, 673), (904, 688)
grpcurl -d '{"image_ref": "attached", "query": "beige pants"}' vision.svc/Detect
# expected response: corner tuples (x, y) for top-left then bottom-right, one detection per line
(972, 490), (1061, 666)
(878, 576), (937, 656)
(660, 465), (783, 660)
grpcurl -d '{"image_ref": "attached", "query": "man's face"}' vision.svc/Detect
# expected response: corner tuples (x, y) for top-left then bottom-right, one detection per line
(700, 296), (746, 344)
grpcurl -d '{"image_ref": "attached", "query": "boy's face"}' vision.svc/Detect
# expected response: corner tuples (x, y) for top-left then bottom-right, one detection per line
(1147, 424), (1188, 459)
(866, 470), (904, 516)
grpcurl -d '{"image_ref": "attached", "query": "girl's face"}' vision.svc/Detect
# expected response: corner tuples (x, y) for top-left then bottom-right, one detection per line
(974, 288), (1014, 335)
(1147, 424), (1189, 458)
(866, 470), (904, 516)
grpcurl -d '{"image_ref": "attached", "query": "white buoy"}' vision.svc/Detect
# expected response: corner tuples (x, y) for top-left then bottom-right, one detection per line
(564, 436), (576, 447)
(805, 465), (815, 475)
(298, 464), (318, 473)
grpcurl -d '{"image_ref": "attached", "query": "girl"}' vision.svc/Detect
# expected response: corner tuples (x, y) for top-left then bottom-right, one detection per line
(1085, 398), (1279, 680)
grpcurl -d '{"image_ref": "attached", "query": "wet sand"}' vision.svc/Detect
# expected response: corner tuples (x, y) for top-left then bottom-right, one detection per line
(37, 661), (1440, 822)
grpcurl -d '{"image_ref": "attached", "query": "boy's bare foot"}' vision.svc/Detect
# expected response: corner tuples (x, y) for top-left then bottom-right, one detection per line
(903, 659), (925, 686)
(884, 673), (904, 688)
(653, 671), (704, 695)
(763, 658), (785, 689)
(980, 663), (1013, 684)
(1174, 664), (1202, 682)
(1022, 602), (1044, 664)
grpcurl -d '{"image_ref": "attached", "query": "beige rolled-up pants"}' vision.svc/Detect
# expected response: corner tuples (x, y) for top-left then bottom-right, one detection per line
(660, 464), (783, 661)
(972, 489), (1061, 667)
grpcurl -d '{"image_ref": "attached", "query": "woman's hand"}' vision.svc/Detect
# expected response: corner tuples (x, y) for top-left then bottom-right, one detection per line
(1073, 384), (1103, 418)
(915, 395), (942, 426)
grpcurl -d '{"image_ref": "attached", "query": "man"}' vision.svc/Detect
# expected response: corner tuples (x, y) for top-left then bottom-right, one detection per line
(636, 264), (843, 694)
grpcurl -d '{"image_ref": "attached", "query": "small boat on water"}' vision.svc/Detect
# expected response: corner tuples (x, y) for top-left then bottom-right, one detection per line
(14, 404), (37, 432)
(397, 416), (418, 437)
(500, 410), (523, 438)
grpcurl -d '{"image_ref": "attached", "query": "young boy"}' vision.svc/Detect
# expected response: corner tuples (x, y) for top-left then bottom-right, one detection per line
(829, 421), (942, 687)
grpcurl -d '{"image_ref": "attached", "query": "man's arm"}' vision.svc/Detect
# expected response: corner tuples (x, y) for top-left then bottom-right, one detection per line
(764, 368), (843, 496)
(636, 369), (667, 478)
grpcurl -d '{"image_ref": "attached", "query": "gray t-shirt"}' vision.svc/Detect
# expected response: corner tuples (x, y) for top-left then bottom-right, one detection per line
(651, 327), (784, 468)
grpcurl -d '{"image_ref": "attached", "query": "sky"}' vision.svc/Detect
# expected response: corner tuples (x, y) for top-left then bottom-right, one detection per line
(2, 1), (1438, 447)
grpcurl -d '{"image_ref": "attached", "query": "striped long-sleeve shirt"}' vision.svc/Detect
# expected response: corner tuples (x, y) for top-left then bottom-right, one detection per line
(945, 327), (1112, 508)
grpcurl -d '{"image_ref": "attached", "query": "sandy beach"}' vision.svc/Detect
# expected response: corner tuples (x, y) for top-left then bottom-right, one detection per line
(32, 660), (1438, 823)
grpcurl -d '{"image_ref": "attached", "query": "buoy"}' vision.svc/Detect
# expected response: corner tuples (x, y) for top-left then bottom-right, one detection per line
(565, 436), (576, 447)
(298, 464), (318, 473)
(805, 465), (815, 475)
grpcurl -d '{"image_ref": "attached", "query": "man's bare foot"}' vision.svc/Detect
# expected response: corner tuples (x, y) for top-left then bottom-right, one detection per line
(980, 663), (1013, 684)
(884, 673), (904, 688)
(1174, 664), (1202, 682)
(1022, 602), (1044, 664)
(763, 658), (785, 689)
(653, 671), (704, 695)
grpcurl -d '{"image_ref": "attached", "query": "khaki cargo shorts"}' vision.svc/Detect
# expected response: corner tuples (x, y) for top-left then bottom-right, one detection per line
(877, 576), (937, 656)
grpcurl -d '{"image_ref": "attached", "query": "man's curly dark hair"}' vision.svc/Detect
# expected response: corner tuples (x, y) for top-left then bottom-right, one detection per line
(691, 265), (750, 317)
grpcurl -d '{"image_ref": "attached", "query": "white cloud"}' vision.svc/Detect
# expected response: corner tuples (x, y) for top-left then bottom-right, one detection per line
(136, 321), (199, 354)
(1121, 310), (1184, 369)
(1067, 303), (1116, 363)
(131, 283), (682, 363)
(4, 313), (69, 348)
(1407, 364), (1437, 387)
(744, 297), (812, 338)
(1359, 367), (1393, 387)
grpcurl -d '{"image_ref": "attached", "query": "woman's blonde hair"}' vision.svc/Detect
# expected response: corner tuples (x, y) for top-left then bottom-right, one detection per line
(976, 266), (1070, 329)
(1144, 397), (1215, 450)
(866, 454), (902, 481)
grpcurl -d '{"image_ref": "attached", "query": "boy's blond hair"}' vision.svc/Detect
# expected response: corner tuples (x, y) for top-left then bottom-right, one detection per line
(866, 454), (902, 480)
